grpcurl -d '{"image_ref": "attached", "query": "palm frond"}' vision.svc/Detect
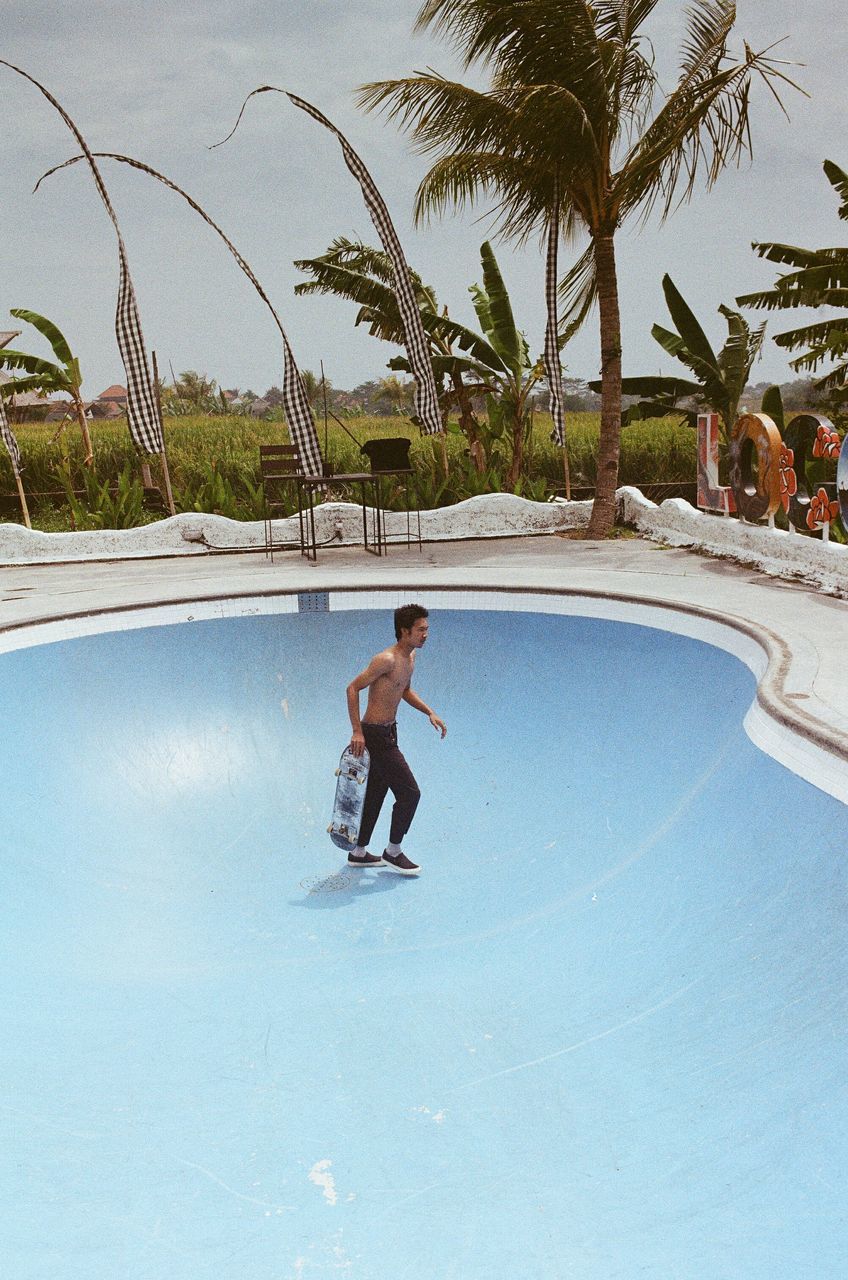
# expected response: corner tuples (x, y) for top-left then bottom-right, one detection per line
(739, 286), (848, 313)
(769, 317), (848, 352)
(661, 273), (719, 369)
(416, 0), (605, 103)
(802, 360), (848, 391)
(617, 26), (803, 225)
(557, 242), (598, 342)
(823, 159), (848, 221)
(749, 239), (847, 269)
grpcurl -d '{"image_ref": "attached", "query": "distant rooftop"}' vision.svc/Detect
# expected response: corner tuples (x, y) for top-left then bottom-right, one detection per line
(98, 384), (128, 402)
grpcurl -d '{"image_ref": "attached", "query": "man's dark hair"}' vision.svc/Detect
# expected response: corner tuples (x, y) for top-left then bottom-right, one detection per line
(394, 603), (428, 640)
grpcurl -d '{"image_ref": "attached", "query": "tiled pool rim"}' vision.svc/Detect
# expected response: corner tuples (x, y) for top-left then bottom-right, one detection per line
(2, 583), (846, 807)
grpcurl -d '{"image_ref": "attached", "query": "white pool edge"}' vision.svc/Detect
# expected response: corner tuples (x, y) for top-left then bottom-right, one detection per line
(2, 584), (845, 807)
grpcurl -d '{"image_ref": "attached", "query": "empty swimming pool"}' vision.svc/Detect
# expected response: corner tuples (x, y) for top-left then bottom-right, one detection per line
(1, 592), (846, 1279)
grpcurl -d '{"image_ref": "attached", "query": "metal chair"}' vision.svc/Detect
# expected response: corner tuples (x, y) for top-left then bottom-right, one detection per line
(259, 444), (302, 561)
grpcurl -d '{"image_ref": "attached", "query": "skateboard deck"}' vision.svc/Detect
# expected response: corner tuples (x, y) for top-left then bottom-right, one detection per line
(328, 745), (370, 850)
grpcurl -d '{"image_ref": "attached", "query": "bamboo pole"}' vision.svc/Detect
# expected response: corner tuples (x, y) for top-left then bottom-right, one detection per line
(562, 445), (572, 502)
(152, 351), (176, 516)
(73, 393), (94, 465)
(14, 469), (31, 528)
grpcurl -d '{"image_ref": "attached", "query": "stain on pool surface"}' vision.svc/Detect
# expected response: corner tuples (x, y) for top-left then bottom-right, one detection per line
(1, 606), (846, 1278)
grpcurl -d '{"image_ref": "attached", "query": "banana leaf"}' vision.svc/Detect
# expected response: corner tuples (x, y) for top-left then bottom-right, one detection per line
(660, 274), (719, 374)
(10, 308), (75, 371)
(823, 159), (848, 220)
(760, 385), (785, 432)
(476, 241), (524, 377)
(0, 348), (66, 383)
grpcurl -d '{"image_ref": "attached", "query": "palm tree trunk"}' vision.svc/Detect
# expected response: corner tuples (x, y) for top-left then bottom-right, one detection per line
(587, 232), (622, 538)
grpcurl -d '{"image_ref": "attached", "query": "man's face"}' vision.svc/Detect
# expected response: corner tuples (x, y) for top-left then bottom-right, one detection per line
(405, 618), (429, 648)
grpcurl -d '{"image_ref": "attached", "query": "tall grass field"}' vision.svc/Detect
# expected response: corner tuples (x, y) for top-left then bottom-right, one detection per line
(0, 412), (697, 531)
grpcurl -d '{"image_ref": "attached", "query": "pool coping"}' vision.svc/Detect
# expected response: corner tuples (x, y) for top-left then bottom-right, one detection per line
(1, 542), (846, 806)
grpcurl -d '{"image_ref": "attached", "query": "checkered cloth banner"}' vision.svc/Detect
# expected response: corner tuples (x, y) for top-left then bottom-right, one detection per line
(0, 392), (22, 477)
(282, 349), (323, 476)
(39, 151), (324, 476)
(545, 186), (566, 448)
(1, 59), (163, 456)
(116, 240), (163, 454)
(289, 93), (444, 438)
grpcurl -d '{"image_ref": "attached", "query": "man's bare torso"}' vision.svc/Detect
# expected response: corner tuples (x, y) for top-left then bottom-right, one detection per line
(362, 645), (415, 724)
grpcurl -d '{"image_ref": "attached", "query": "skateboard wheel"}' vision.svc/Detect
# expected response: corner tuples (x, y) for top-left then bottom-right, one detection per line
(334, 769), (340, 777)
(357, 776), (366, 784)
(327, 823), (333, 832)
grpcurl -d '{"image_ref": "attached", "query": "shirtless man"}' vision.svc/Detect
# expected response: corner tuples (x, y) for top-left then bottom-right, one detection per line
(345, 603), (446, 875)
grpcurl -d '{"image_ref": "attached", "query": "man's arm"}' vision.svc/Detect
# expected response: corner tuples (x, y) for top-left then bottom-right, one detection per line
(402, 687), (447, 739)
(346, 653), (392, 756)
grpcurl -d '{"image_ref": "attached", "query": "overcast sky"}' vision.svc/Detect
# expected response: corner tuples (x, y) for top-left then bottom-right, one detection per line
(1, 1), (844, 398)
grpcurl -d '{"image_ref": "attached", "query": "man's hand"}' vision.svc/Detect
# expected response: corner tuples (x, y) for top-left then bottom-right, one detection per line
(429, 713), (447, 739)
(350, 730), (366, 757)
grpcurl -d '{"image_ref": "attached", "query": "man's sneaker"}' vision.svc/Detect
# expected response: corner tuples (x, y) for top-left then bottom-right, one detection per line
(382, 850), (421, 876)
(347, 851), (384, 868)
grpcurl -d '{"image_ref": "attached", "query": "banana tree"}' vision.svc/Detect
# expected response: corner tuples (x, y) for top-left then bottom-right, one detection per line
(737, 159), (848, 402)
(296, 237), (541, 486)
(465, 241), (541, 487)
(595, 274), (766, 442)
(0, 309), (93, 462)
(296, 235), (489, 464)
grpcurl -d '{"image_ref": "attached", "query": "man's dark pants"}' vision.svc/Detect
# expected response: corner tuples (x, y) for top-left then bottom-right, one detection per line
(359, 721), (420, 847)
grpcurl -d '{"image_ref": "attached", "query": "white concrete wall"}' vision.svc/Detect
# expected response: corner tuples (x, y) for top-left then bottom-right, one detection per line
(0, 494), (591, 564)
(616, 487), (848, 596)
(2, 489), (846, 595)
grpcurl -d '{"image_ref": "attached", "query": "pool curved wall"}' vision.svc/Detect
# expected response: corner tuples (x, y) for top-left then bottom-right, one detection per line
(1, 590), (846, 1279)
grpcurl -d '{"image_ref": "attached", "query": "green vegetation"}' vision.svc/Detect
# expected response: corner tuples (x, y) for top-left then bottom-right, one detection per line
(0, 412), (696, 531)
(0, 308), (94, 462)
(359, 0), (795, 537)
(738, 158), (848, 422)
(609, 273), (766, 442)
(296, 236), (547, 484)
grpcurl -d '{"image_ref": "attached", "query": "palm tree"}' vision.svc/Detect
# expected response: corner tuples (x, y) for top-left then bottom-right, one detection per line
(295, 235), (486, 458)
(296, 236), (542, 484)
(173, 369), (217, 409)
(737, 160), (848, 401)
(359, 0), (797, 536)
(0, 308), (93, 462)
(376, 375), (415, 414)
(609, 273), (765, 440)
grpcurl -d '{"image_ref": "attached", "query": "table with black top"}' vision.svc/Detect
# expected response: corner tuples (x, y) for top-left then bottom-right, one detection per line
(296, 468), (421, 561)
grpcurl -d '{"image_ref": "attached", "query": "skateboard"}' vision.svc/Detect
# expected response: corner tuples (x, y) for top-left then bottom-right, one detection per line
(328, 745), (370, 850)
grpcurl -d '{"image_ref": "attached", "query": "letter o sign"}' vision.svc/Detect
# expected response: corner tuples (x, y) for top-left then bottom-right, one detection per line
(729, 413), (782, 522)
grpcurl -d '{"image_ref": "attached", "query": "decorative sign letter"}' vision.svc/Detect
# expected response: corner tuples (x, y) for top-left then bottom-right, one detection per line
(697, 412), (735, 514)
(729, 413), (782, 523)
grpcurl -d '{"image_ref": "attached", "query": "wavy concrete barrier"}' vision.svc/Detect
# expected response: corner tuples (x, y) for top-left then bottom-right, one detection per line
(616, 487), (848, 595)
(2, 488), (847, 595)
(0, 493), (591, 563)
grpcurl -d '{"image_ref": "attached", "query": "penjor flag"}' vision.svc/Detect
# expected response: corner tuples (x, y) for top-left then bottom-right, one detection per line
(1, 59), (164, 456)
(0, 391), (22, 477)
(288, 93), (444, 438)
(545, 184), (566, 449)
